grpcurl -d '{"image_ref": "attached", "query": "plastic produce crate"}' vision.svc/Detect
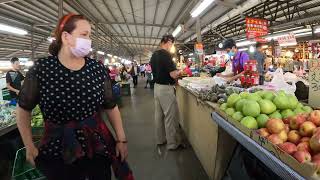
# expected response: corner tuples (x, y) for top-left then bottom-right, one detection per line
(2, 88), (11, 101)
(11, 142), (45, 180)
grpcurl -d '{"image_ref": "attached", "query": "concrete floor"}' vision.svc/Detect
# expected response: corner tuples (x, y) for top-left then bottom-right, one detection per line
(118, 78), (209, 180)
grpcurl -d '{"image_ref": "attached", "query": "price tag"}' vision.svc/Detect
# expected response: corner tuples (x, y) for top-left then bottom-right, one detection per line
(309, 59), (320, 107)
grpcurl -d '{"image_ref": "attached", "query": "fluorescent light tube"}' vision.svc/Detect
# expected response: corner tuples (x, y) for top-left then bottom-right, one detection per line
(189, 53), (194, 56)
(238, 48), (248, 51)
(236, 40), (256, 47)
(172, 25), (182, 37)
(191, 0), (215, 18)
(107, 54), (112, 57)
(0, 23), (28, 35)
(97, 51), (105, 55)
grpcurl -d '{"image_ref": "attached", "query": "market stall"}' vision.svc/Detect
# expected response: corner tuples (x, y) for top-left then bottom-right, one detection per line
(176, 64), (320, 180)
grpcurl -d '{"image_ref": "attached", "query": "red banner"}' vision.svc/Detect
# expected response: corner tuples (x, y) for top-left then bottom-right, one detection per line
(246, 17), (268, 40)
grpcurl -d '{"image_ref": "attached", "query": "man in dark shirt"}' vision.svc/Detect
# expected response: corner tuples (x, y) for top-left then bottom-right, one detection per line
(6, 57), (24, 100)
(150, 35), (184, 151)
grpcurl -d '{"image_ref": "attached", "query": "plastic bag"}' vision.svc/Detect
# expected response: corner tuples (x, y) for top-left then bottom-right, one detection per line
(283, 72), (298, 83)
(213, 76), (227, 86)
(270, 68), (296, 94)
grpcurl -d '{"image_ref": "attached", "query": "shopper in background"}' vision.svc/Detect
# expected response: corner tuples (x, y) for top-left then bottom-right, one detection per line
(130, 62), (139, 88)
(144, 63), (153, 89)
(6, 57), (24, 100)
(254, 42), (266, 85)
(184, 63), (193, 77)
(293, 54), (303, 70)
(218, 38), (249, 81)
(16, 14), (133, 180)
(140, 64), (145, 77)
(150, 35), (184, 150)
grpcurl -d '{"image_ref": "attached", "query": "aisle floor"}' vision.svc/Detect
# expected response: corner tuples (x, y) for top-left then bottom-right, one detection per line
(116, 77), (209, 180)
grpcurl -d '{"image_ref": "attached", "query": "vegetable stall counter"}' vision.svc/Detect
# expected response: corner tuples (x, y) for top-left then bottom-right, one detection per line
(0, 123), (17, 137)
(176, 85), (237, 180)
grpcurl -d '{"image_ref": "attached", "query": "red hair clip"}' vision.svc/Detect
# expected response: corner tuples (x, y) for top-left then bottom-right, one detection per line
(59, 13), (75, 32)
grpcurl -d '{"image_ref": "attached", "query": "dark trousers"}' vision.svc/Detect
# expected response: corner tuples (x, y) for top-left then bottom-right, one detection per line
(141, 72), (145, 77)
(35, 155), (111, 180)
(133, 75), (138, 86)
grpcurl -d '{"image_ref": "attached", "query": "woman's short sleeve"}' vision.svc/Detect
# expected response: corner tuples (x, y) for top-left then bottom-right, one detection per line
(18, 62), (40, 111)
(101, 65), (117, 109)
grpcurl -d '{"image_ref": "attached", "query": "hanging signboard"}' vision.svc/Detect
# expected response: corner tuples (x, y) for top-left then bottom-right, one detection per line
(309, 59), (320, 108)
(246, 17), (268, 39)
(194, 42), (204, 55)
(277, 33), (297, 46)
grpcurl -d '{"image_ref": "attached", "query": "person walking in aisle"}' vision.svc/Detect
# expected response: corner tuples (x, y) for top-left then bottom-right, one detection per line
(254, 42), (266, 85)
(150, 35), (184, 150)
(140, 64), (145, 77)
(6, 57), (24, 101)
(144, 63), (153, 89)
(16, 14), (133, 180)
(130, 62), (139, 88)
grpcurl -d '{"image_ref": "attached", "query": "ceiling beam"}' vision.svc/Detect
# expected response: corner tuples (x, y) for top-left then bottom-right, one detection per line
(215, 0), (238, 9)
(114, 0), (139, 52)
(0, 0), (20, 4)
(108, 35), (161, 40)
(100, 21), (173, 28)
(124, 43), (158, 46)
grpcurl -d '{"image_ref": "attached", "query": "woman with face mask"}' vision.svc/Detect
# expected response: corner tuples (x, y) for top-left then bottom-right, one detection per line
(217, 39), (249, 81)
(16, 14), (134, 180)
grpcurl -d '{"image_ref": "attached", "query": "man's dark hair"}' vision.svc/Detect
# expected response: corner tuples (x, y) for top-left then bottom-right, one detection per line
(10, 57), (19, 64)
(222, 39), (236, 49)
(256, 42), (263, 48)
(161, 35), (175, 44)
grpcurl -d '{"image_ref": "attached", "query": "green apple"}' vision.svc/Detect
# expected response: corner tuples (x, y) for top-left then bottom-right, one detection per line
(256, 114), (269, 128)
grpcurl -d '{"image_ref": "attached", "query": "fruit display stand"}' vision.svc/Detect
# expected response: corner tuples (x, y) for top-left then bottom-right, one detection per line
(176, 85), (237, 180)
(0, 123), (17, 137)
(211, 112), (305, 180)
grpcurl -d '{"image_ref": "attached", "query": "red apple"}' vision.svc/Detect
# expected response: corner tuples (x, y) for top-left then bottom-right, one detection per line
(290, 115), (306, 130)
(312, 159), (320, 168)
(278, 142), (298, 155)
(284, 124), (290, 133)
(300, 137), (311, 143)
(257, 128), (270, 138)
(310, 110), (320, 126)
(266, 118), (285, 134)
(300, 121), (317, 137)
(283, 118), (290, 124)
(267, 134), (284, 145)
(314, 127), (320, 135)
(288, 130), (301, 145)
(278, 130), (288, 142)
(297, 142), (311, 152)
(310, 133), (320, 153)
(312, 153), (320, 161)
(294, 150), (312, 163)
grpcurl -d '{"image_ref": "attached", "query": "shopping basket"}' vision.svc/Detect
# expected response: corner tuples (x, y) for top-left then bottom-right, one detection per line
(11, 142), (45, 180)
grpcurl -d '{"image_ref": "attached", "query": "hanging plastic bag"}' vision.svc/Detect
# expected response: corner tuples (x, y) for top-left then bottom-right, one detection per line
(270, 68), (296, 94)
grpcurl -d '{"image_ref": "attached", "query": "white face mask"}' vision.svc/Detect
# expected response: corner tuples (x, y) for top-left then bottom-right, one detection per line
(70, 38), (92, 58)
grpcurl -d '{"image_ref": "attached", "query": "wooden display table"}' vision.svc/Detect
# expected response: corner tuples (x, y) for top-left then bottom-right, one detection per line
(176, 86), (237, 180)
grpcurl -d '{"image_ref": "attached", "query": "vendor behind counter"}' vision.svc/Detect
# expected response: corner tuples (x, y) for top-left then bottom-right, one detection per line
(217, 39), (249, 81)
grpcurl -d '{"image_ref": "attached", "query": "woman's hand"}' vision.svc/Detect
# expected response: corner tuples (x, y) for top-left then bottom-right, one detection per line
(26, 145), (39, 167)
(116, 142), (128, 162)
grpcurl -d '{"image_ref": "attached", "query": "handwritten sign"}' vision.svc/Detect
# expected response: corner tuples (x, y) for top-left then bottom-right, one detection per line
(246, 17), (268, 39)
(309, 59), (320, 107)
(277, 33), (297, 47)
